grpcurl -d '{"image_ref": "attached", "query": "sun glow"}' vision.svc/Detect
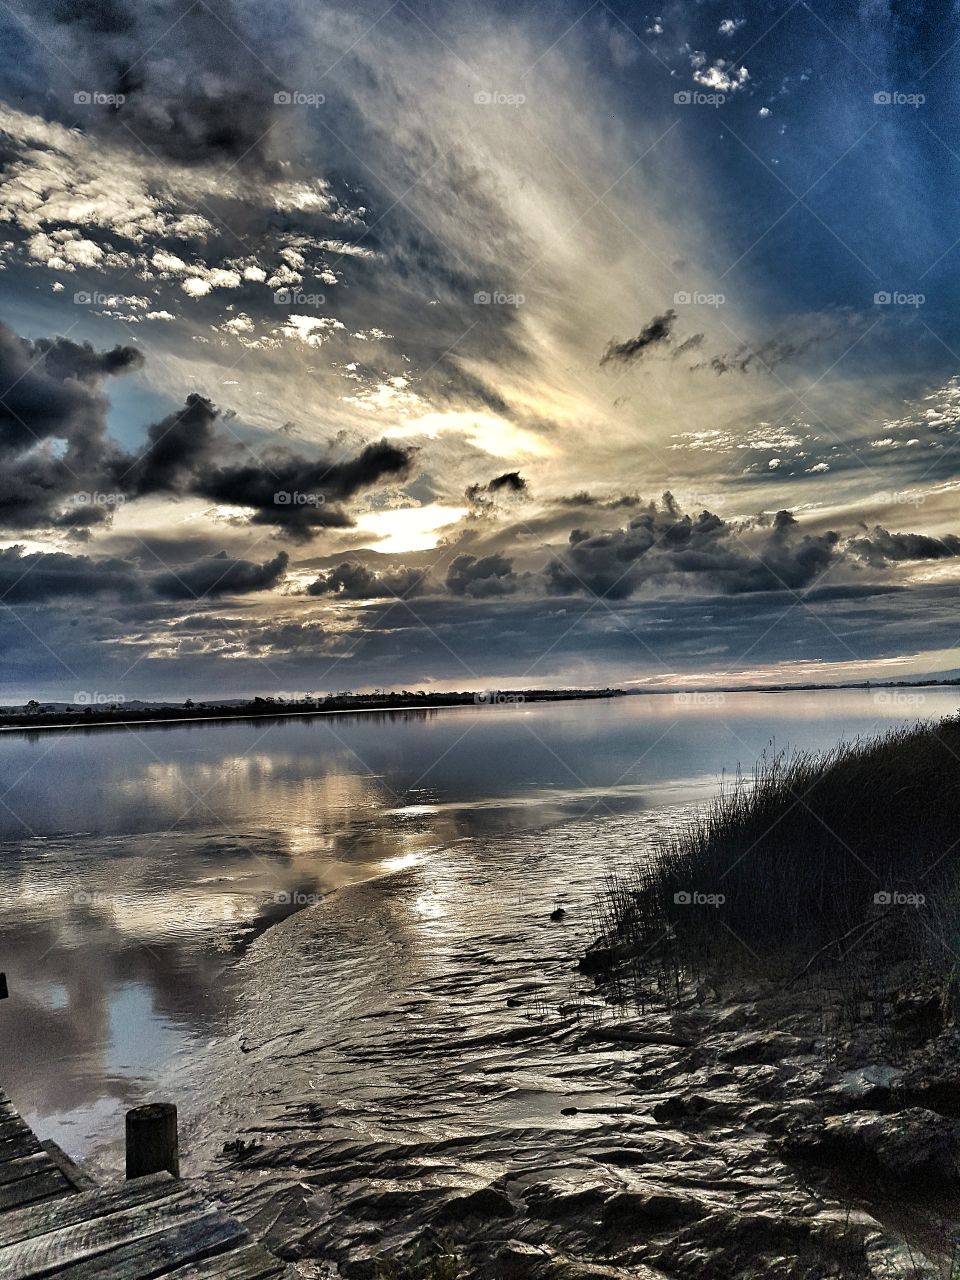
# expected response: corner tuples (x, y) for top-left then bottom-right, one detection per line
(354, 504), (468, 553)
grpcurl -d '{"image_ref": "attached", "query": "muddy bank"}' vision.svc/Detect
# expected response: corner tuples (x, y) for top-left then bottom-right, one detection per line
(168, 810), (957, 1280)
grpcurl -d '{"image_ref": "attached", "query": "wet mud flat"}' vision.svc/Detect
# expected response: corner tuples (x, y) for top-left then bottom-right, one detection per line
(176, 814), (957, 1280)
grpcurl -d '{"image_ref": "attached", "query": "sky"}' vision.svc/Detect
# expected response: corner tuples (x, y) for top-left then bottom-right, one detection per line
(2, 0), (960, 701)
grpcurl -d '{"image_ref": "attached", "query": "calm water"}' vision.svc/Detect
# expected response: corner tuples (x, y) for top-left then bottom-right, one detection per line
(0, 688), (955, 1169)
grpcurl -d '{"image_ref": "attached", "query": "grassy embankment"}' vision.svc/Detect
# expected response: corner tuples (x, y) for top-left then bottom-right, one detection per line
(587, 717), (960, 1010)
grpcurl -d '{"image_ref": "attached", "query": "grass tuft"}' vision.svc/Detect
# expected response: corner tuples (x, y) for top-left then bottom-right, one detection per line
(589, 717), (960, 985)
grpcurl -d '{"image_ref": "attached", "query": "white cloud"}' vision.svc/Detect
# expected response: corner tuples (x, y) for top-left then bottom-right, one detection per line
(275, 315), (346, 347)
(693, 61), (750, 93)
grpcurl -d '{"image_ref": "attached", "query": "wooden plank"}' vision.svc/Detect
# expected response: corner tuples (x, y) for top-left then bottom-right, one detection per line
(0, 1173), (176, 1246)
(0, 1156), (50, 1189)
(0, 1123), (32, 1145)
(160, 1242), (287, 1279)
(0, 1135), (41, 1165)
(38, 1142), (96, 1192)
(0, 1189), (213, 1278)
(44, 1211), (250, 1280)
(0, 1170), (70, 1213)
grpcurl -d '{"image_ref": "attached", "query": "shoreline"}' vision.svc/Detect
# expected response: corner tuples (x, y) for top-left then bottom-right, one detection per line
(2, 679), (958, 736)
(0, 689), (619, 735)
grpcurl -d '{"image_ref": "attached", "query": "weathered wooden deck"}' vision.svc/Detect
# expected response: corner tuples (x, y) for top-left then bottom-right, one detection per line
(0, 1089), (286, 1279)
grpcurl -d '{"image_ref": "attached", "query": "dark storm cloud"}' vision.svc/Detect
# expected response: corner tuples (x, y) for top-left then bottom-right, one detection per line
(152, 550), (290, 600)
(545, 497), (841, 600)
(119, 394), (220, 496)
(488, 471), (527, 495)
(849, 526), (960, 567)
(107, 391), (415, 538)
(0, 324), (142, 453)
(34, 0), (284, 170)
(446, 552), (519, 598)
(0, 545), (140, 602)
(307, 560), (428, 600)
(600, 309), (676, 367)
(193, 438), (415, 540)
(0, 320), (416, 541)
(0, 322), (143, 530)
(466, 471), (528, 509)
(0, 544), (290, 603)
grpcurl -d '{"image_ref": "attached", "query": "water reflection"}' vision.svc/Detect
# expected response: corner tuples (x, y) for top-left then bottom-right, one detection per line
(0, 689), (956, 1159)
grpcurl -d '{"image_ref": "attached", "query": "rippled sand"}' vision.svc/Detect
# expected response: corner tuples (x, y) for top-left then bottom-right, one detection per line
(175, 813), (670, 1253)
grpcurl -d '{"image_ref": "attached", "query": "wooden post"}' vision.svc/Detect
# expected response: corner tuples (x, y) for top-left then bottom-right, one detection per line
(0, 973), (7, 999)
(125, 1103), (179, 1179)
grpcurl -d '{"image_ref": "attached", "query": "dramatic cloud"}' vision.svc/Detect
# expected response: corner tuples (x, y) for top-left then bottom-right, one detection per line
(152, 551), (290, 600)
(446, 552), (519, 598)
(545, 498), (842, 599)
(4, 1), (960, 695)
(466, 471), (529, 510)
(120, 395), (220, 497)
(25, 0), (285, 170)
(0, 544), (289, 602)
(849, 527), (960, 567)
(192, 438), (415, 540)
(0, 319), (416, 541)
(0, 545), (140, 602)
(307, 560), (428, 600)
(600, 310), (676, 367)
(0, 321), (143, 529)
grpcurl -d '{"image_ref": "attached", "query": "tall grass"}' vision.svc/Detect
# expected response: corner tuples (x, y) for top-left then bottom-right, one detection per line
(590, 717), (960, 981)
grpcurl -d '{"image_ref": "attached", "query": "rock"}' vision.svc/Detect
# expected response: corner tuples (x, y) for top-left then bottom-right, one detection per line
(434, 1185), (515, 1222)
(864, 1232), (941, 1279)
(600, 1187), (704, 1231)
(494, 1241), (556, 1280)
(716, 1032), (814, 1064)
(711, 1003), (758, 1031)
(892, 990), (945, 1045)
(544, 1260), (661, 1280)
(651, 1093), (740, 1124)
(837, 1064), (904, 1107)
(523, 1182), (612, 1220)
(787, 1107), (960, 1185)
(550, 907), (567, 921)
